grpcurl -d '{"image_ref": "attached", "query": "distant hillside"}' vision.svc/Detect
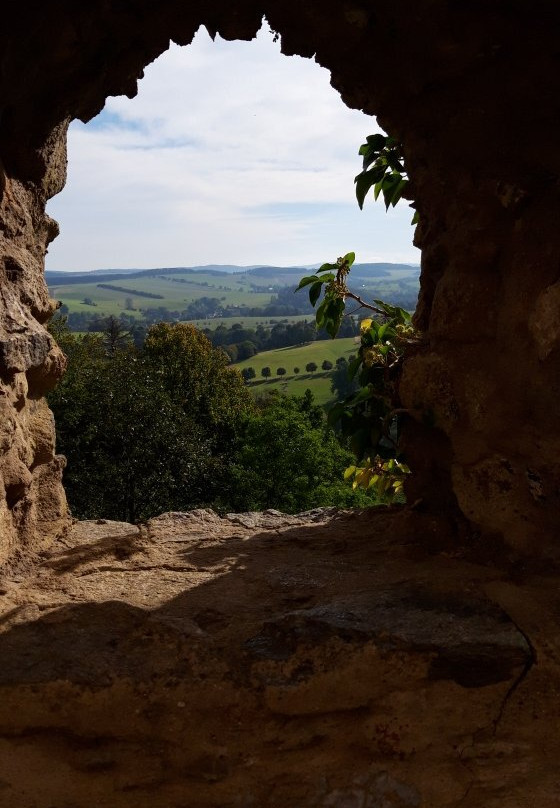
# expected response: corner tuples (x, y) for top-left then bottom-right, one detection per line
(246, 262), (419, 279)
(46, 262), (419, 286)
(46, 262), (420, 330)
(45, 264), (294, 284)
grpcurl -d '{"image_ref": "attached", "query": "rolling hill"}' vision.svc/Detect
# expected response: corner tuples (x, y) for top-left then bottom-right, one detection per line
(46, 262), (420, 330)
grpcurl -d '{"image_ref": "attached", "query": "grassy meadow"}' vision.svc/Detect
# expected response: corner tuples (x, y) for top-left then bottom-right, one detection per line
(234, 336), (358, 405)
(191, 314), (315, 330)
(47, 263), (420, 323)
(49, 270), (275, 317)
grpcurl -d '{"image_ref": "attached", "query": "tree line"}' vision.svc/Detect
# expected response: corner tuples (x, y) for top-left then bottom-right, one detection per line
(52, 311), (360, 364)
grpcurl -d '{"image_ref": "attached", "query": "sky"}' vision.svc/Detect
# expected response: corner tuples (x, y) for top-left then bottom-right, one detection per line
(45, 23), (420, 272)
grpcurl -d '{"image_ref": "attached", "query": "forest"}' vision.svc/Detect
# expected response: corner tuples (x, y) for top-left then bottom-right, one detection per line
(48, 319), (379, 523)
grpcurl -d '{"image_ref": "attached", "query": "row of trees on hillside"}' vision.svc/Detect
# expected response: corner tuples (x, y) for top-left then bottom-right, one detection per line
(241, 359), (341, 381)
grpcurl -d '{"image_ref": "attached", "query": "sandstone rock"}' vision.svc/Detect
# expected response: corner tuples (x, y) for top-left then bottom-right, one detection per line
(1, 4), (560, 801)
(0, 509), (557, 807)
(0, 0), (559, 563)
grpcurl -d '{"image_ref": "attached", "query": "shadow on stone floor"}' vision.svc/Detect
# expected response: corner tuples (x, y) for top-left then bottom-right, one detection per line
(0, 508), (556, 807)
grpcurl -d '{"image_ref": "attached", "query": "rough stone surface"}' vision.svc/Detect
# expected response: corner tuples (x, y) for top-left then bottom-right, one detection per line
(1, 2), (560, 558)
(1, 5), (559, 803)
(1, 508), (559, 806)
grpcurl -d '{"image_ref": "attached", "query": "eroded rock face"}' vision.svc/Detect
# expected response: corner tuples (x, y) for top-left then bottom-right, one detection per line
(0, 140), (69, 561)
(1, 508), (559, 807)
(1, 2), (559, 559)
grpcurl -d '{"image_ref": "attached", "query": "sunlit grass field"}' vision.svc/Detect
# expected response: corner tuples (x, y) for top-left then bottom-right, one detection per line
(49, 270), (275, 317)
(234, 337), (358, 405)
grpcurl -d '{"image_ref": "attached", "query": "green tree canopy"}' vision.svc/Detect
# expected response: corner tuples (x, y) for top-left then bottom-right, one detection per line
(242, 367), (256, 381)
(48, 321), (252, 521)
(223, 392), (377, 513)
(142, 322), (251, 446)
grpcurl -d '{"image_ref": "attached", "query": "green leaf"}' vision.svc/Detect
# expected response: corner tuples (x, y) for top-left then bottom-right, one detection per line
(318, 262), (337, 272)
(390, 177), (408, 207)
(359, 134), (387, 169)
(296, 275), (321, 291)
(365, 133), (388, 149)
(386, 154), (405, 173)
(343, 252), (355, 266)
(396, 307), (411, 323)
(309, 281), (323, 307)
(380, 173), (400, 209)
(344, 465), (356, 480)
(352, 386), (374, 404)
(380, 174), (408, 210)
(315, 298), (329, 329)
(354, 171), (377, 210)
(373, 178), (385, 201)
(358, 365), (371, 386)
(324, 296), (345, 338)
(372, 299), (398, 318)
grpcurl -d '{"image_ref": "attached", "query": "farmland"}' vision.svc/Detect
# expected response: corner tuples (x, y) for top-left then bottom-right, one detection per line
(48, 270), (274, 317)
(46, 262), (420, 330)
(234, 337), (358, 405)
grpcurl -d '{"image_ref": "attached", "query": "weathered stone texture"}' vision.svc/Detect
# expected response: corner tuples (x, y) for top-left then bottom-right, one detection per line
(1, 4), (559, 804)
(0, 156), (69, 562)
(1, 508), (559, 807)
(1, 1), (559, 559)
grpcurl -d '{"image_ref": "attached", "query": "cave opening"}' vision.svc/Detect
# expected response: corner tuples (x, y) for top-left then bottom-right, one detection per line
(0, 5), (559, 804)
(44, 21), (420, 525)
(1, 0), (559, 561)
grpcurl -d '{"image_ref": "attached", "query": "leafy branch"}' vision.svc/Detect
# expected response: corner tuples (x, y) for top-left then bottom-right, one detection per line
(295, 132), (420, 499)
(354, 133), (418, 224)
(297, 253), (418, 499)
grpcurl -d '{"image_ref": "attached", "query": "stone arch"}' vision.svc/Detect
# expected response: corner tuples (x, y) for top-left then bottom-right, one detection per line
(1, 1), (559, 563)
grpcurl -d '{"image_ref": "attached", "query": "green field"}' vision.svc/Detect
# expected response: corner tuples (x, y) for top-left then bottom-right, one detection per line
(244, 373), (336, 405)
(234, 337), (358, 405)
(49, 270), (275, 317)
(47, 264), (420, 322)
(191, 314), (315, 330)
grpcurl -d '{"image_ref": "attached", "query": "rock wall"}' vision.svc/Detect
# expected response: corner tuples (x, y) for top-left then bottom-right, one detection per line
(0, 130), (69, 561)
(1, 1), (560, 559)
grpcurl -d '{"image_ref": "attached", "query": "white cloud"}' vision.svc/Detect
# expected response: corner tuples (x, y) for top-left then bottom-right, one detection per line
(46, 24), (419, 270)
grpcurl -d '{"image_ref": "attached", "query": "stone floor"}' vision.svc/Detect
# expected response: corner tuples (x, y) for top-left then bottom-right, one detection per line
(0, 507), (558, 807)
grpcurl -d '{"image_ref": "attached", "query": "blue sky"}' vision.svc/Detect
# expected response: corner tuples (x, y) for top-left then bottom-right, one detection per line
(46, 24), (420, 271)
